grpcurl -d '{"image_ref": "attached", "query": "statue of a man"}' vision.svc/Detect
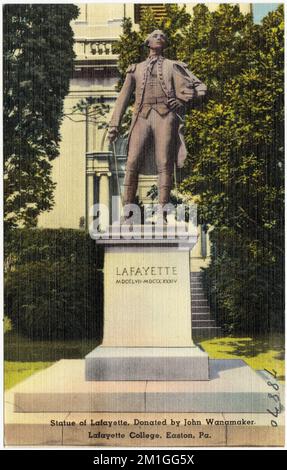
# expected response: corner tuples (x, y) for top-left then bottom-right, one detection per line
(108, 29), (207, 218)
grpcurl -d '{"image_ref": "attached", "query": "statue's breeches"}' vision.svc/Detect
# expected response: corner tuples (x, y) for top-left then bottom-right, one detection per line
(127, 108), (177, 173)
(123, 109), (177, 205)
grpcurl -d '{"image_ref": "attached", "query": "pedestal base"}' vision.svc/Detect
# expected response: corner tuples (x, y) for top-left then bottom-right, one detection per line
(5, 404), (284, 447)
(5, 359), (284, 446)
(10, 359), (276, 413)
(85, 346), (209, 381)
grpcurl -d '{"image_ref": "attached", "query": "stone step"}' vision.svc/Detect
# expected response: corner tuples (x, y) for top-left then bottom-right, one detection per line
(5, 401), (284, 447)
(192, 327), (222, 340)
(192, 313), (212, 320)
(192, 320), (216, 328)
(192, 306), (211, 313)
(191, 299), (209, 306)
(192, 312), (211, 316)
(85, 347), (209, 381)
(5, 400), (285, 447)
(9, 359), (273, 413)
(190, 273), (221, 339)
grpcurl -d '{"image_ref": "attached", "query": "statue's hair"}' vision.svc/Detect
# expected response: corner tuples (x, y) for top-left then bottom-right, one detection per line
(144, 29), (167, 48)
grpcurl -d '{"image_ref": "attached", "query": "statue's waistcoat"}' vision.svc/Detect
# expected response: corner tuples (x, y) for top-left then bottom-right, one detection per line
(134, 57), (174, 114)
(138, 59), (171, 118)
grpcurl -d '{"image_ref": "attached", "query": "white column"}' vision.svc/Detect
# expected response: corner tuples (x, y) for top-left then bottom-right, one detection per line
(98, 172), (111, 229)
(86, 172), (95, 229)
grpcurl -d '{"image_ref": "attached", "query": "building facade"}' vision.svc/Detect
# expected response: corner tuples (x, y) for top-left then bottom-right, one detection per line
(38, 3), (251, 271)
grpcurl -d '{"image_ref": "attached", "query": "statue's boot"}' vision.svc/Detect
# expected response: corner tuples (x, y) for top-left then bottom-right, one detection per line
(121, 170), (138, 224)
(158, 172), (173, 224)
(156, 205), (169, 225)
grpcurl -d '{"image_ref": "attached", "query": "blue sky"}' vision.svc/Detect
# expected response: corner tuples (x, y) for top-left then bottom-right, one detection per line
(252, 3), (282, 23)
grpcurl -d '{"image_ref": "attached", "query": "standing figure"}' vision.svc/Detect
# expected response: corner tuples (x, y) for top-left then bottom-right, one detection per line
(108, 30), (207, 219)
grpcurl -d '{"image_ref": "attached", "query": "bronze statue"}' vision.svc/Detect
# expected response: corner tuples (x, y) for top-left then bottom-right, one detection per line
(108, 29), (207, 219)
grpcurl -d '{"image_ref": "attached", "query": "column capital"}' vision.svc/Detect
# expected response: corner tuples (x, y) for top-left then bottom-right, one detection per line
(96, 171), (112, 178)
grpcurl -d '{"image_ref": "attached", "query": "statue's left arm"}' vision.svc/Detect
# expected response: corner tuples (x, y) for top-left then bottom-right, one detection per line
(172, 62), (207, 103)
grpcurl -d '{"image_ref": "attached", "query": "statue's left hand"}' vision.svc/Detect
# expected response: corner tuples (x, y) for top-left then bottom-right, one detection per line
(168, 98), (185, 111)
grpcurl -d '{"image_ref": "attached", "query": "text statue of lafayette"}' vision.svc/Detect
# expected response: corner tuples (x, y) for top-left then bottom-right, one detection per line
(108, 30), (207, 220)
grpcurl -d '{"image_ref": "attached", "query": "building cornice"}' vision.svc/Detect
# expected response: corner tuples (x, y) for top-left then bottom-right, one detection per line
(74, 38), (119, 65)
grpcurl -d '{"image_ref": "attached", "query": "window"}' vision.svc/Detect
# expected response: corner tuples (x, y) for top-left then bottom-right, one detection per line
(134, 4), (167, 23)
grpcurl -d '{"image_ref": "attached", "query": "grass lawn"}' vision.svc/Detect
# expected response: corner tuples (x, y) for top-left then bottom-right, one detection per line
(4, 332), (100, 390)
(4, 332), (285, 389)
(199, 334), (285, 381)
(5, 362), (53, 390)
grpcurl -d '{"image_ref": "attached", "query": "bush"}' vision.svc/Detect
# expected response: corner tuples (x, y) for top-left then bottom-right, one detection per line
(201, 230), (284, 335)
(4, 229), (104, 340)
(4, 228), (104, 266)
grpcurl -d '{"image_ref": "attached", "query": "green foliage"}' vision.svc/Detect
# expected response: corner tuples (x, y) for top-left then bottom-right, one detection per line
(4, 228), (104, 267)
(5, 229), (104, 340)
(179, 5), (284, 333)
(3, 4), (79, 228)
(181, 4), (256, 97)
(182, 6), (284, 232)
(201, 230), (284, 334)
(5, 333), (99, 362)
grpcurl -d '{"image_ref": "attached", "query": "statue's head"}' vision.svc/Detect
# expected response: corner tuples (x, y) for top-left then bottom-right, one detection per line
(144, 30), (167, 50)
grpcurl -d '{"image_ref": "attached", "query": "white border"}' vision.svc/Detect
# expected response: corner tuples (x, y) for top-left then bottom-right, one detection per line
(1, 0), (286, 452)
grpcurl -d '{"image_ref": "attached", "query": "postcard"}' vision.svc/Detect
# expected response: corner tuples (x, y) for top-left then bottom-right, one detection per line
(3, 1), (285, 448)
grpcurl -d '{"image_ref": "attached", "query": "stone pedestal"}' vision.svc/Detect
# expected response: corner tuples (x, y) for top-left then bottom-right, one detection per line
(102, 242), (194, 347)
(5, 227), (285, 446)
(86, 347), (209, 381)
(85, 228), (209, 381)
(9, 360), (277, 413)
(5, 360), (285, 446)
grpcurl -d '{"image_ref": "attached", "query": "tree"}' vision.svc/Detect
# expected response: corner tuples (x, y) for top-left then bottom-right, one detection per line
(5, 228), (104, 340)
(3, 4), (79, 228)
(180, 5), (284, 333)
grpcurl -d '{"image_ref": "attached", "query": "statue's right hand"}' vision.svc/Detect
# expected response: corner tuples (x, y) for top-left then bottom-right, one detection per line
(108, 126), (119, 142)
